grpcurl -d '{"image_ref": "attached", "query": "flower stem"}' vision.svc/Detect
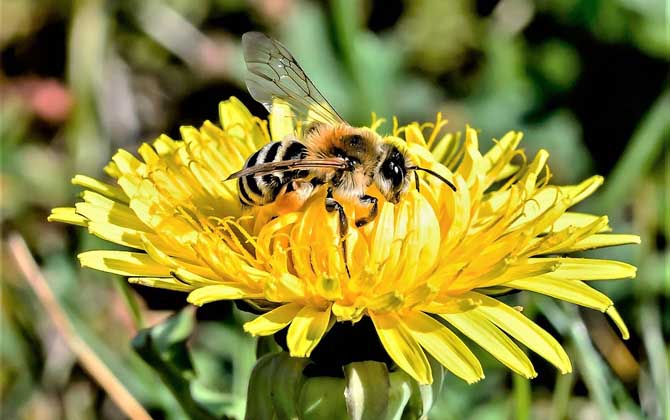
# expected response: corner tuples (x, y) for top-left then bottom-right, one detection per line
(639, 301), (670, 419)
(114, 278), (144, 330)
(513, 374), (531, 420)
(550, 372), (574, 420)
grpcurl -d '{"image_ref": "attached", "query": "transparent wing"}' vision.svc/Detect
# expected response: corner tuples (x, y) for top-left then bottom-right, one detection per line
(226, 158), (348, 180)
(242, 32), (346, 127)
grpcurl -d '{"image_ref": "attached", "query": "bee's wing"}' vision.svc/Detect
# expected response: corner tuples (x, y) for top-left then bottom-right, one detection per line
(226, 158), (348, 180)
(242, 32), (346, 127)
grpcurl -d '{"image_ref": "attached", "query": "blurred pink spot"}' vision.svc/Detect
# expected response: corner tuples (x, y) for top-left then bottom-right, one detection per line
(1, 77), (73, 123)
(29, 79), (73, 123)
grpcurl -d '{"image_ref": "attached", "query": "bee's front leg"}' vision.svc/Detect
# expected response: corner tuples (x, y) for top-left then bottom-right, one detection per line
(325, 187), (350, 277)
(354, 195), (378, 227)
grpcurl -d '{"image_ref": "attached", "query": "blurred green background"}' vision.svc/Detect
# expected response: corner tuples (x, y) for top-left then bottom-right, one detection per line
(1, 0), (668, 419)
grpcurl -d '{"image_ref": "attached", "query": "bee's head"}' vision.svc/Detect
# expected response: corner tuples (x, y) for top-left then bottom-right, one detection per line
(374, 144), (411, 204)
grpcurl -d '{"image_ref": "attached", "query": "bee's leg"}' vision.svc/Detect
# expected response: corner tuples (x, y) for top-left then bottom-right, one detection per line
(414, 172), (421, 192)
(354, 195), (378, 227)
(325, 187), (350, 277)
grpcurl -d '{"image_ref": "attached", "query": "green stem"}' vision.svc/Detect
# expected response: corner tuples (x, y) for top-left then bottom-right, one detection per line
(114, 278), (144, 330)
(595, 90), (670, 213)
(639, 301), (670, 419)
(513, 374), (531, 420)
(550, 372), (574, 420)
(540, 300), (617, 418)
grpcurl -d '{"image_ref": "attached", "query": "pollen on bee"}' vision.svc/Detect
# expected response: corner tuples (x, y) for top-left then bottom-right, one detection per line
(272, 181), (314, 215)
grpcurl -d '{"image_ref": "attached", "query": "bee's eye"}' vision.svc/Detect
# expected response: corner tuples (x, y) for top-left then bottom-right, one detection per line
(382, 160), (403, 188)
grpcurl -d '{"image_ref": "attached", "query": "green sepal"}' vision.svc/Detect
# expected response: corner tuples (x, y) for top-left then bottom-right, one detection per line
(386, 369), (415, 420)
(271, 353), (311, 420)
(399, 370), (425, 420)
(299, 376), (349, 420)
(256, 335), (282, 358)
(343, 361), (390, 420)
(245, 352), (281, 420)
(244, 352), (445, 419)
(418, 355), (446, 418)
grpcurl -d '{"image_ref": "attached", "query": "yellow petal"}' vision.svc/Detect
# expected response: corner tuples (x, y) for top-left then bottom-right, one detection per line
(76, 200), (148, 232)
(544, 258), (637, 280)
(456, 126), (484, 185)
(243, 302), (303, 336)
(112, 149), (146, 177)
(48, 208), (88, 227)
(439, 311), (537, 378)
(430, 131), (461, 166)
(286, 304), (332, 357)
(506, 278), (630, 339)
(560, 234), (641, 252)
(187, 284), (260, 306)
(606, 306), (629, 339)
(78, 251), (171, 276)
(561, 175), (603, 205)
(400, 193), (440, 282)
(129, 277), (193, 292)
(482, 131), (523, 187)
(482, 131), (522, 173)
(368, 203), (396, 271)
(466, 292), (572, 373)
(265, 273), (308, 302)
(87, 222), (143, 249)
(550, 212), (611, 232)
(137, 142), (160, 165)
(370, 312), (432, 385)
(505, 277), (612, 311)
(402, 311), (483, 383)
(218, 97), (267, 148)
(405, 123), (427, 147)
(152, 134), (179, 154)
(71, 175), (128, 203)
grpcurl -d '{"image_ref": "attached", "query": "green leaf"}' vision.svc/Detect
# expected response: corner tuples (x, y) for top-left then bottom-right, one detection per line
(149, 306), (197, 376)
(132, 308), (219, 420)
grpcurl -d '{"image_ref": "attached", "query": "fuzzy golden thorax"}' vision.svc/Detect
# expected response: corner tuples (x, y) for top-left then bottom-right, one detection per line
(304, 124), (383, 201)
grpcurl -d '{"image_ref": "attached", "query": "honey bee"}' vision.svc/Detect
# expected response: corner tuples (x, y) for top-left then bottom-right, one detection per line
(228, 32), (456, 235)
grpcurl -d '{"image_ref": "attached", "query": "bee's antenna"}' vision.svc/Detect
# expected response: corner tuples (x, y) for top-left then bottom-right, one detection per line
(409, 166), (457, 192)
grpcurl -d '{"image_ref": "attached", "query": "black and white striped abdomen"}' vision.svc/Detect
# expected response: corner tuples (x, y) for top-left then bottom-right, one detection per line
(237, 139), (308, 206)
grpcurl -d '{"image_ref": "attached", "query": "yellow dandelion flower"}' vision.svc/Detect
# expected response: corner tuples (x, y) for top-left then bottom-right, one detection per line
(49, 97), (639, 385)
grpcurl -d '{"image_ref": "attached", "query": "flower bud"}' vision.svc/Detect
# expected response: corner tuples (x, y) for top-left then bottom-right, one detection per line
(245, 351), (446, 420)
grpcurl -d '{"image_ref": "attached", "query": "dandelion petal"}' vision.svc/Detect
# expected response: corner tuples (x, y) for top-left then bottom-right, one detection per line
(403, 311), (483, 383)
(244, 302), (303, 336)
(370, 312), (432, 385)
(287, 304), (332, 357)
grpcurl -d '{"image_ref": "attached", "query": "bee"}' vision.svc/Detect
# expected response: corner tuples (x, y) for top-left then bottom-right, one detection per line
(228, 32), (456, 236)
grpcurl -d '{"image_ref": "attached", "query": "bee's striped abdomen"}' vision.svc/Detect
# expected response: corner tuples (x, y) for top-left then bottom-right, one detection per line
(238, 140), (308, 206)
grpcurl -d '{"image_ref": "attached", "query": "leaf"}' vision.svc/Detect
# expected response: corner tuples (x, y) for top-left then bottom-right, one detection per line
(132, 308), (220, 420)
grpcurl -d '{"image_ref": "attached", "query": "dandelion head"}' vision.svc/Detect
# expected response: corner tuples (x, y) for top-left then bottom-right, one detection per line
(50, 97), (639, 385)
